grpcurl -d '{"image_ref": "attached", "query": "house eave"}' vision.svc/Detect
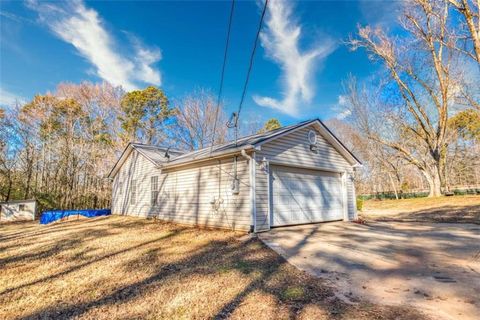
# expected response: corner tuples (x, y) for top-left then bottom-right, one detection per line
(160, 145), (255, 170)
(107, 143), (134, 179)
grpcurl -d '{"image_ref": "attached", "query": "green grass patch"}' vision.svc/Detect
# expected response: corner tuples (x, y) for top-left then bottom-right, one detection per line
(282, 286), (305, 300)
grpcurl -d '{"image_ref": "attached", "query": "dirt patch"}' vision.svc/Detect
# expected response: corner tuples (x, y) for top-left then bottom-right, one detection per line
(0, 216), (427, 319)
(360, 195), (480, 224)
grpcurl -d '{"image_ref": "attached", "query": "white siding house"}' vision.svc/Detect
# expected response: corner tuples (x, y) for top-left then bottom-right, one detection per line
(109, 119), (361, 232)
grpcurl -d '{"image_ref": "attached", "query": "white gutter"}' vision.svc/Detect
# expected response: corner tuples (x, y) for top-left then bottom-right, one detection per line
(161, 145), (255, 170)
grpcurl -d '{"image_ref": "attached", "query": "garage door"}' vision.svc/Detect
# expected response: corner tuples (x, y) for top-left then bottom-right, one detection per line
(271, 166), (344, 226)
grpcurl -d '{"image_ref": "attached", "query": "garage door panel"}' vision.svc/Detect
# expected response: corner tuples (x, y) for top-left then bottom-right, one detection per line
(272, 166), (344, 226)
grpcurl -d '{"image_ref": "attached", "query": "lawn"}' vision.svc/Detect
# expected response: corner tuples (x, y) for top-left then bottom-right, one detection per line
(0, 216), (427, 319)
(361, 195), (480, 224)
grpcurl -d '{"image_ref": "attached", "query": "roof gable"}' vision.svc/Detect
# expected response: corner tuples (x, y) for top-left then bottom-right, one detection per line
(255, 119), (361, 166)
(107, 143), (184, 178)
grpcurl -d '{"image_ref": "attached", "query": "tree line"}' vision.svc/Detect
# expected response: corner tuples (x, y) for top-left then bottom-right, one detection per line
(0, 84), (277, 210)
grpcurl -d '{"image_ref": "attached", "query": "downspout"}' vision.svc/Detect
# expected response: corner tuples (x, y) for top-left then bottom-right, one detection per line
(241, 149), (255, 233)
(240, 149), (251, 160)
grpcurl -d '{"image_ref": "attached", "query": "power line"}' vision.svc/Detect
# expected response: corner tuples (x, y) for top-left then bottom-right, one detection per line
(234, 0), (269, 132)
(229, 0), (268, 191)
(210, 0), (236, 153)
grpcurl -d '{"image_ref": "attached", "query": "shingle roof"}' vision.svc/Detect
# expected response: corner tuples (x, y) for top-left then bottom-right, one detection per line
(107, 143), (184, 178)
(165, 119), (316, 166)
(131, 144), (184, 166)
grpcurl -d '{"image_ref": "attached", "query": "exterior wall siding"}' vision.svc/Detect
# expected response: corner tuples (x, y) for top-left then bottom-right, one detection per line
(111, 151), (251, 231)
(255, 125), (357, 231)
(111, 149), (158, 217)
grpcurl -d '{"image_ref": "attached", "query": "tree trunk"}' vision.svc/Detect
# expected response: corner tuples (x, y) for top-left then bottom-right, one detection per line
(422, 167), (442, 197)
(24, 158), (33, 199)
(5, 178), (13, 202)
(387, 171), (399, 199)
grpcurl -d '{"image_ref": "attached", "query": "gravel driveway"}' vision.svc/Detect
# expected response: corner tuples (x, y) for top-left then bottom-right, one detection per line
(259, 222), (480, 320)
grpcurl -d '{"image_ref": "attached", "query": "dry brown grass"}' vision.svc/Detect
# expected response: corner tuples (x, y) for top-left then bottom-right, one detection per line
(361, 195), (480, 224)
(0, 216), (427, 319)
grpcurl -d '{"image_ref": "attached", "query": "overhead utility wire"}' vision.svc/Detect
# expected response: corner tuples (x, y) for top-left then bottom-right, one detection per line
(229, 0), (268, 195)
(210, 0), (236, 154)
(233, 0), (269, 141)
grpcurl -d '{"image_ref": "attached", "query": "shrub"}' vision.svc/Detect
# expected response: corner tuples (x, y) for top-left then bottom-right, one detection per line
(356, 197), (364, 211)
(453, 189), (467, 195)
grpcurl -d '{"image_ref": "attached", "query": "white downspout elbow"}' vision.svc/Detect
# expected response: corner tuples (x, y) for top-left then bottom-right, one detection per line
(241, 149), (252, 160)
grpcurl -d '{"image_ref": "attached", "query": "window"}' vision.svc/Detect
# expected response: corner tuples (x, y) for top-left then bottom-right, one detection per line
(130, 180), (136, 205)
(19, 204), (26, 211)
(151, 176), (159, 206)
(118, 181), (123, 195)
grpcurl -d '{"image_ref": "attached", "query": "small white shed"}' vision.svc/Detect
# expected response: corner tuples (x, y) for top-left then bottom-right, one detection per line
(0, 200), (37, 222)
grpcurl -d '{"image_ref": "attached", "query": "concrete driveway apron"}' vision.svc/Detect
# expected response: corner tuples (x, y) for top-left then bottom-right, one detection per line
(259, 222), (480, 320)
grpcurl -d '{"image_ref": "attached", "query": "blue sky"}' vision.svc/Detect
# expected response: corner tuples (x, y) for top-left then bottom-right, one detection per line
(0, 0), (399, 126)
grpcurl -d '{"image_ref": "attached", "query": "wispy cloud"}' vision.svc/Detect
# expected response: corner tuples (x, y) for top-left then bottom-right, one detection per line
(0, 11), (35, 24)
(358, 0), (403, 29)
(333, 95), (351, 120)
(253, 0), (335, 117)
(0, 86), (25, 107)
(26, 0), (161, 91)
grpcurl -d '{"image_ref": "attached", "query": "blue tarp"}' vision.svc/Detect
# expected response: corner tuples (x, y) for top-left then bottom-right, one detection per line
(40, 209), (111, 224)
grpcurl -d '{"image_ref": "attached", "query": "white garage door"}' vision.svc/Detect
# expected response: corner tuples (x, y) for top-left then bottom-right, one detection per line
(271, 166), (345, 226)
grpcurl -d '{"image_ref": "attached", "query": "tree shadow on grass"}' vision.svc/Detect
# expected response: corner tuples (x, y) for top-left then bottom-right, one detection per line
(16, 233), (427, 320)
(0, 217), (108, 242)
(0, 216), (148, 243)
(0, 217), (162, 256)
(0, 215), (428, 319)
(0, 237), (83, 267)
(0, 227), (185, 297)
(0, 226), (118, 265)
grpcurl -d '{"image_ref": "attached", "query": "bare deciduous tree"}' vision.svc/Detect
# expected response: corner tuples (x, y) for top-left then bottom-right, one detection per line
(347, 0), (468, 196)
(446, 0), (480, 64)
(328, 118), (414, 198)
(170, 90), (228, 151)
(0, 82), (125, 209)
